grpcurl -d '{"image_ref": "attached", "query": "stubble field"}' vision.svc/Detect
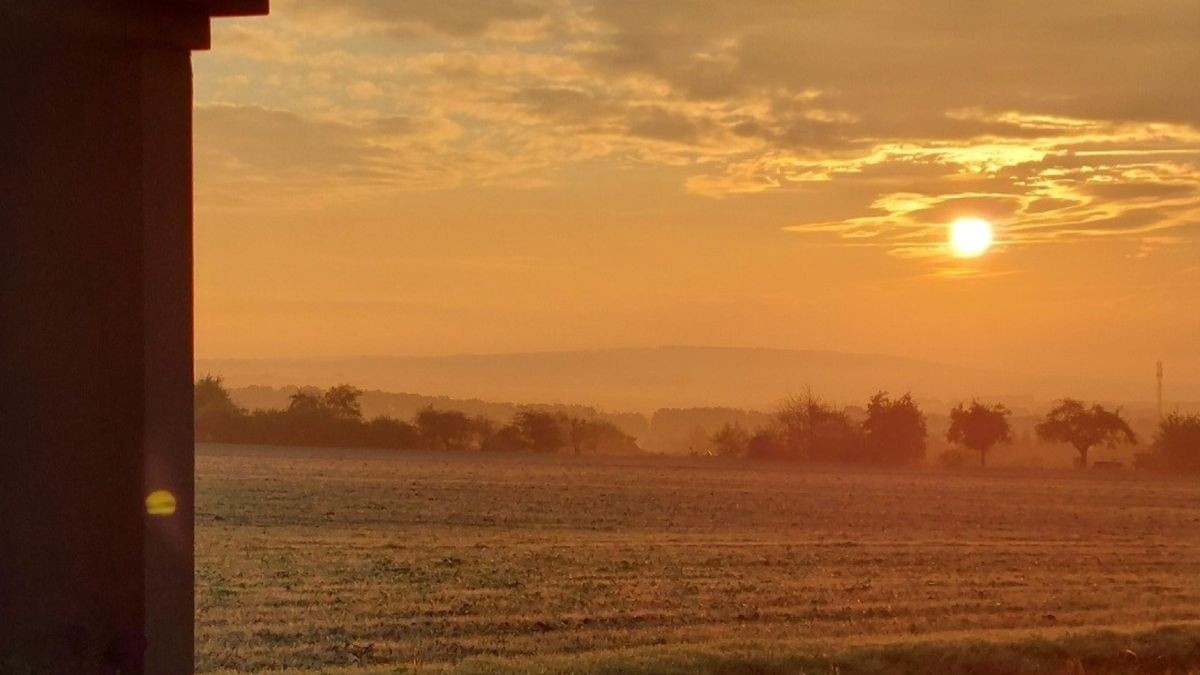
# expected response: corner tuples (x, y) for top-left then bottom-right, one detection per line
(195, 444), (1200, 674)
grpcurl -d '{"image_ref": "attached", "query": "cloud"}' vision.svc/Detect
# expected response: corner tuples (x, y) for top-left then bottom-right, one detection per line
(346, 80), (382, 100)
(212, 22), (301, 62)
(196, 0), (1200, 261)
(780, 138), (1200, 259)
(194, 104), (461, 201)
(585, 0), (1200, 127)
(284, 0), (558, 38)
(1082, 182), (1196, 202)
(626, 106), (706, 144)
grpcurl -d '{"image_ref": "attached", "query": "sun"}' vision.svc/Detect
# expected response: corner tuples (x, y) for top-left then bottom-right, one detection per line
(948, 217), (994, 258)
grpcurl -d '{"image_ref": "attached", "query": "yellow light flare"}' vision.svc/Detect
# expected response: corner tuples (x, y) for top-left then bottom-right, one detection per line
(948, 217), (994, 258)
(145, 489), (177, 516)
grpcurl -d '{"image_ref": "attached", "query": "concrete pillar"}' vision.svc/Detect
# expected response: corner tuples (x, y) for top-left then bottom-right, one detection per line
(0, 3), (266, 673)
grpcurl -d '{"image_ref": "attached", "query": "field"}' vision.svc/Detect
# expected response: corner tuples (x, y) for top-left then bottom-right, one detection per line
(195, 444), (1200, 673)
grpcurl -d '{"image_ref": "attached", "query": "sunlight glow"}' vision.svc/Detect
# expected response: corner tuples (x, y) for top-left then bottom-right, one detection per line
(948, 217), (994, 258)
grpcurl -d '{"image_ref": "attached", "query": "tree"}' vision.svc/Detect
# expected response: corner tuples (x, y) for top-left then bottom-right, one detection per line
(195, 374), (238, 414)
(482, 425), (529, 453)
(362, 416), (421, 449)
(415, 407), (475, 451)
(774, 393), (861, 462)
(710, 422), (750, 457)
(323, 384), (363, 420)
(468, 415), (496, 450)
(1035, 399), (1137, 469)
(862, 391), (927, 464)
(947, 401), (1011, 467)
(286, 389), (326, 416)
(586, 420), (641, 455)
(194, 375), (246, 442)
(513, 410), (564, 453)
(746, 428), (787, 460)
(1152, 413), (1200, 472)
(561, 415), (592, 455)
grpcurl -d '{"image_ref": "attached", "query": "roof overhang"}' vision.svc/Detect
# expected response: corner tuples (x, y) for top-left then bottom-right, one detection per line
(0, 0), (270, 50)
(178, 0), (270, 18)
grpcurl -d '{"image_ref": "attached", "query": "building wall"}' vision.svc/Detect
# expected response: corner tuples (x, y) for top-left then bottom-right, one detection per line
(0, 16), (194, 674)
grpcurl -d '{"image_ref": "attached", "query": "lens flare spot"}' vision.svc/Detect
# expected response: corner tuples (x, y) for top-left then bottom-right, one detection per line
(145, 489), (177, 516)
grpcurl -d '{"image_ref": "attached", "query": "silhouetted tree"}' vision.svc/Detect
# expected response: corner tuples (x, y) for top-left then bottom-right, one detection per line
(562, 415), (591, 455)
(585, 419), (642, 455)
(415, 407), (475, 451)
(195, 374), (238, 414)
(1035, 399), (1137, 469)
(1152, 413), (1200, 472)
(194, 375), (246, 442)
(362, 416), (422, 449)
(774, 393), (862, 462)
(281, 389), (335, 445)
(513, 410), (564, 453)
(862, 391), (927, 464)
(482, 425), (528, 452)
(746, 429), (787, 460)
(468, 415), (496, 450)
(323, 384), (364, 420)
(287, 389), (325, 416)
(646, 407), (765, 454)
(947, 401), (1011, 467)
(710, 422), (750, 457)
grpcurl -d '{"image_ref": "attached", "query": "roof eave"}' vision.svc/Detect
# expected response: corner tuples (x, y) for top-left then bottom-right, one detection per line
(183, 0), (269, 18)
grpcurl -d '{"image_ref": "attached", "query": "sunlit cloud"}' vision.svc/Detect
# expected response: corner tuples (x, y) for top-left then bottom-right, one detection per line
(195, 104), (465, 203)
(195, 0), (1200, 263)
(773, 118), (1200, 260)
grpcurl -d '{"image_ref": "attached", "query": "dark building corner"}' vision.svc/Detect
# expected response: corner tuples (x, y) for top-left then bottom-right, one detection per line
(0, 2), (267, 673)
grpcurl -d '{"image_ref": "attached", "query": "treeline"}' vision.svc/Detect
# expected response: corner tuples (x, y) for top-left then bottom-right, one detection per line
(226, 384), (650, 441)
(706, 392), (930, 464)
(197, 375), (1200, 472)
(195, 376), (641, 455)
(706, 392), (1200, 472)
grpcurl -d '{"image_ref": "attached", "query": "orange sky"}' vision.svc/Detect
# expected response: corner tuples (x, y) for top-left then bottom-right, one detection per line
(192, 1), (1200, 389)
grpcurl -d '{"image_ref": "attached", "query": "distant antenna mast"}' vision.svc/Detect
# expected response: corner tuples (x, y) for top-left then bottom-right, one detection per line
(1156, 360), (1164, 421)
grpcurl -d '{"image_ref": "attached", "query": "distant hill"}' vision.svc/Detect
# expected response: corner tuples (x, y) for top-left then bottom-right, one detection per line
(196, 345), (1112, 412)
